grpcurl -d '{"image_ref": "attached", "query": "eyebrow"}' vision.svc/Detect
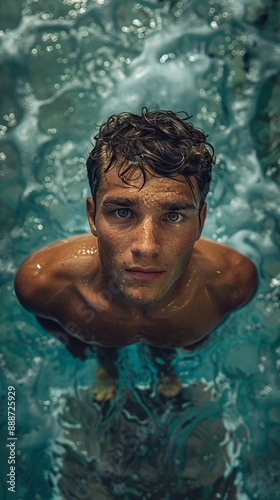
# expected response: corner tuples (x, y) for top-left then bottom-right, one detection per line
(161, 202), (196, 211)
(103, 197), (139, 207)
(102, 198), (196, 210)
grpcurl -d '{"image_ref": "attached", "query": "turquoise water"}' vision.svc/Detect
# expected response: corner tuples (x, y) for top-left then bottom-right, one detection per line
(0, 0), (280, 498)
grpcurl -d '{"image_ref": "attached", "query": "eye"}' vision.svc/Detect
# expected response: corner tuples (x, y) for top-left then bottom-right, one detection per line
(167, 212), (183, 222)
(115, 208), (131, 219)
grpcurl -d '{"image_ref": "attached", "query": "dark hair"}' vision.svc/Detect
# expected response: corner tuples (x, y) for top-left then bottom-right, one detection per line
(86, 108), (215, 209)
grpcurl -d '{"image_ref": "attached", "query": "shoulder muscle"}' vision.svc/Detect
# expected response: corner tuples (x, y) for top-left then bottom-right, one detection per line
(14, 233), (97, 317)
(214, 250), (258, 312)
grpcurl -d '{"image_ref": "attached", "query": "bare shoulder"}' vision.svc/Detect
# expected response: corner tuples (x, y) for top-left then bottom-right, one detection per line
(14, 233), (98, 315)
(194, 238), (259, 312)
(15, 233), (97, 273)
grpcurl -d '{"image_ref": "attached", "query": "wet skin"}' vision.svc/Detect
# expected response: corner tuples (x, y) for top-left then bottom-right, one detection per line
(15, 167), (258, 397)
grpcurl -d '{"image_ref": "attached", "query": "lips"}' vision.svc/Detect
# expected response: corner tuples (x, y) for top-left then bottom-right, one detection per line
(125, 267), (165, 281)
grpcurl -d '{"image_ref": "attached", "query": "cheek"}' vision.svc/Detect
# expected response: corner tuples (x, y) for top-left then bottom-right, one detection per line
(172, 231), (197, 253)
(97, 224), (128, 256)
(170, 236), (196, 267)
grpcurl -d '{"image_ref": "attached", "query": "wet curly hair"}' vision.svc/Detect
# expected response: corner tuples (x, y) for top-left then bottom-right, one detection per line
(86, 108), (215, 209)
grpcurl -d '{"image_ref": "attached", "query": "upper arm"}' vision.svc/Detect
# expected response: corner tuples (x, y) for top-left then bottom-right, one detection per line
(212, 251), (259, 313)
(233, 255), (258, 308)
(14, 253), (65, 318)
(14, 234), (92, 317)
(15, 259), (91, 358)
(14, 255), (41, 312)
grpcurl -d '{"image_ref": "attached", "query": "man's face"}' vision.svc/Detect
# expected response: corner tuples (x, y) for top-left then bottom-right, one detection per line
(87, 165), (206, 307)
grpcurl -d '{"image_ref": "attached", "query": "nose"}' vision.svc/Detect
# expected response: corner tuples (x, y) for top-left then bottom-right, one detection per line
(131, 217), (160, 258)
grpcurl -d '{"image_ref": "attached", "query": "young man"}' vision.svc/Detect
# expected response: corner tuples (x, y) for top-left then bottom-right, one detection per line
(14, 109), (258, 399)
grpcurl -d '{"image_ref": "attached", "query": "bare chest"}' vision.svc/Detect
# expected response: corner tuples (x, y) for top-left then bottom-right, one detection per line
(66, 286), (225, 348)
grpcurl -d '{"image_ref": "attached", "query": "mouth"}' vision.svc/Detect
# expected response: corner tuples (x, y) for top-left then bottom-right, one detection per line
(125, 267), (165, 281)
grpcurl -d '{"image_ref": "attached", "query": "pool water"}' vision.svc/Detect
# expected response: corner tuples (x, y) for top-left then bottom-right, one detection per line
(0, 0), (280, 498)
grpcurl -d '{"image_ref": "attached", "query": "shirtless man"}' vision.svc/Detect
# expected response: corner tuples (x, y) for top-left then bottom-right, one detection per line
(14, 109), (258, 399)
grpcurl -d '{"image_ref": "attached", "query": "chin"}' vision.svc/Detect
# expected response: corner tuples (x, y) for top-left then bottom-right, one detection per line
(122, 289), (164, 306)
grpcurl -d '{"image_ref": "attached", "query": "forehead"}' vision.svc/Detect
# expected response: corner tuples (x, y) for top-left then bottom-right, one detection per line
(97, 164), (201, 207)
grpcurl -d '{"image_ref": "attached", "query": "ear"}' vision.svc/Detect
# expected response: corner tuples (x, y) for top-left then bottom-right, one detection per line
(86, 197), (97, 237)
(196, 202), (207, 240)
